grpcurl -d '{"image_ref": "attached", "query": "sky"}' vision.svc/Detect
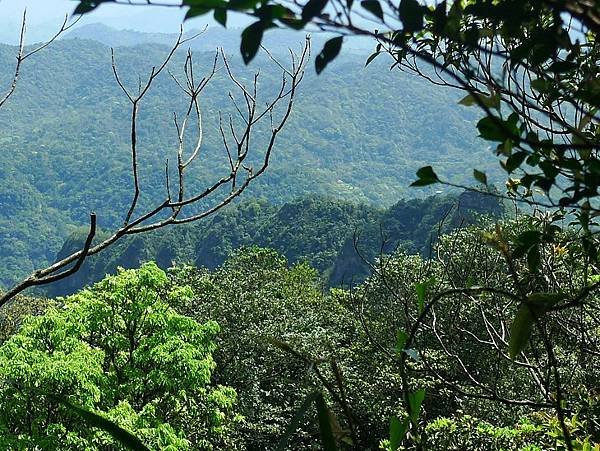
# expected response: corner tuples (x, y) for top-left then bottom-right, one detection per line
(0, 0), (252, 43)
(0, 0), (375, 58)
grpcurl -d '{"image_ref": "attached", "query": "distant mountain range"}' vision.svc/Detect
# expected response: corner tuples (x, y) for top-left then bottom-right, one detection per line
(62, 22), (373, 54)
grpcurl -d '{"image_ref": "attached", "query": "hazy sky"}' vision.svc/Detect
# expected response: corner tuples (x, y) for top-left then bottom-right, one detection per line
(0, 0), (375, 56)
(0, 0), (251, 43)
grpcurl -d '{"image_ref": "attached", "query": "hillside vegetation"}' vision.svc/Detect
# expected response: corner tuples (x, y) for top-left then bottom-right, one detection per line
(2, 0), (598, 446)
(0, 28), (496, 288)
(1, 220), (597, 449)
(46, 191), (503, 296)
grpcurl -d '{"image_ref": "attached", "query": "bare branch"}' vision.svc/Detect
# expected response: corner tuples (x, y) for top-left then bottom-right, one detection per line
(0, 11), (80, 109)
(0, 36), (310, 307)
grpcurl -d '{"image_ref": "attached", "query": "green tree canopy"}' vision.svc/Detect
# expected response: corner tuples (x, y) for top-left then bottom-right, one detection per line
(0, 262), (240, 449)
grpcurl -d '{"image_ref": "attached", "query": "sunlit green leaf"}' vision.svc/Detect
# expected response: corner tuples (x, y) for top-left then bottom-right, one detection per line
(389, 416), (409, 450)
(458, 92), (500, 109)
(395, 330), (408, 354)
(407, 388), (425, 423)
(509, 303), (535, 359)
(57, 398), (151, 451)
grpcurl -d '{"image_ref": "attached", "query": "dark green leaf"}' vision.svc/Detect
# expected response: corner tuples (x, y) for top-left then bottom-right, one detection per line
(517, 230), (542, 248)
(399, 0), (424, 32)
(531, 78), (552, 93)
(365, 51), (382, 67)
(477, 116), (507, 141)
(279, 17), (307, 30)
(227, 0), (261, 9)
(410, 166), (439, 186)
(582, 236), (599, 262)
(504, 151), (528, 173)
(548, 61), (577, 73)
(512, 230), (541, 260)
(512, 243), (529, 260)
(526, 292), (566, 309)
(473, 169), (487, 185)
(361, 0), (384, 20)
(527, 244), (541, 273)
(74, 1), (103, 14)
(431, 1), (447, 34)
(415, 282), (426, 312)
(302, 0), (328, 22)
(578, 78), (600, 106)
(240, 21), (264, 64)
(256, 4), (291, 21)
(316, 37), (343, 74)
(315, 393), (338, 451)
(186, 6), (213, 19)
(509, 303), (535, 359)
(184, 0), (228, 9)
(464, 26), (480, 47)
(535, 177), (554, 192)
(214, 8), (227, 26)
(277, 392), (321, 450)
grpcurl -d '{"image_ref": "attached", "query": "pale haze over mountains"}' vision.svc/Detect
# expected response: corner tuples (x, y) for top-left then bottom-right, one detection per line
(0, 0), (247, 43)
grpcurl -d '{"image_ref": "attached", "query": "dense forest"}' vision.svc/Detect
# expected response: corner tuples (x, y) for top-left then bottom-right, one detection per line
(0, 29), (496, 289)
(1, 0), (599, 449)
(2, 219), (597, 450)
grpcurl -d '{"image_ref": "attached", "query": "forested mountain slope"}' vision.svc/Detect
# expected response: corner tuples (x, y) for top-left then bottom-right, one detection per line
(0, 28), (496, 288)
(46, 191), (503, 296)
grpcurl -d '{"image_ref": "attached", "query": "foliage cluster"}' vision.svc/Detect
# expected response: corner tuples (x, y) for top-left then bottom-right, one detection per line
(2, 0), (600, 447)
(2, 217), (597, 449)
(0, 262), (240, 449)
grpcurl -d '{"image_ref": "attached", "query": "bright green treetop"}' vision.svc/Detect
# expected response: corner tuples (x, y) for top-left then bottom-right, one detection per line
(0, 262), (240, 450)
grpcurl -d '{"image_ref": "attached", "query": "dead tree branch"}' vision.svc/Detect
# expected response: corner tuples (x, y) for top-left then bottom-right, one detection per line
(0, 34), (310, 307)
